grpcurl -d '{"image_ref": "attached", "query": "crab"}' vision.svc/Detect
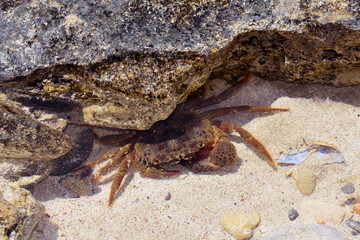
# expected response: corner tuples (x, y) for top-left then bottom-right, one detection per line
(76, 72), (288, 205)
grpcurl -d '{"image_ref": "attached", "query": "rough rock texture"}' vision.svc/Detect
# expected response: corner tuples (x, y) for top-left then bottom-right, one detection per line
(1, 0), (360, 129)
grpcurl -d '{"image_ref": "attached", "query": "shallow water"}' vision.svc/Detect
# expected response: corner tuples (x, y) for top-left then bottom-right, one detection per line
(31, 77), (360, 239)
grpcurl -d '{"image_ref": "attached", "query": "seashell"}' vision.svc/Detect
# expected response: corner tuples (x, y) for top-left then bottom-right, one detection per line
(221, 210), (260, 240)
(277, 142), (344, 170)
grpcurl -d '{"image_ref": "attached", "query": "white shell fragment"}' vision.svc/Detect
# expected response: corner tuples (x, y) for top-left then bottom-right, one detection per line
(277, 142), (344, 166)
(221, 210), (261, 240)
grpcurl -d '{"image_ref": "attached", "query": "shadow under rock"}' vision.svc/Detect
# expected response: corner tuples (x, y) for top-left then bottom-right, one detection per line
(29, 214), (59, 240)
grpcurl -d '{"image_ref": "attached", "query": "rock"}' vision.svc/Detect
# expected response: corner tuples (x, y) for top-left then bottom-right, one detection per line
(345, 219), (360, 234)
(0, 177), (45, 240)
(59, 171), (97, 197)
(298, 200), (345, 224)
(263, 224), (345, 240)
(0, 93), (71, 186)
(221, 210), (261, 240)
(288, 208), (299, 221)
(0, 197), (19, 235)
(340, 182), (355, 194)
(2, 1), (360, 130)
(292, 165), (317, 195)
(164, 192), (171, 201)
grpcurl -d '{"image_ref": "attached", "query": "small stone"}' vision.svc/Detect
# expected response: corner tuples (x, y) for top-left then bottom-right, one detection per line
(353, 201), (360, 214)
(60, 173), (96, 196)
(221, 210), (260, 240)
(292, 165), (317, 195)
(288, 208), (299, 221)
(263, 224), (345, 240)
(164, 192), (171, 201)
(340, 182), (355, 194)
(298, 200), (345, 224)
(345, 219), (360, 233)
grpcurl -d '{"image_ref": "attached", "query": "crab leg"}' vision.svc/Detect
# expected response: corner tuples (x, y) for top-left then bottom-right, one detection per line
(200, 106), (289, 119)
(108, 153), (134, 206)
(187, 71), (252, 110)
(74, 147), (125, 172)
(93, 144), (133, 182)
(212, 120), (277, 169)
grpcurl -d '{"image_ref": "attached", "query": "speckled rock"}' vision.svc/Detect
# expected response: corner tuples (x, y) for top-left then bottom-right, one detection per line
(0, 93), (72, 185)
(0, 177), (45, 240)
(1, 1), (360, 130)
(263, 224), (345, 240)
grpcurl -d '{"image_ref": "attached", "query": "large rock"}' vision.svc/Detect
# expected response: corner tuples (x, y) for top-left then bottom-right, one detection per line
(1, 0), (360, 129)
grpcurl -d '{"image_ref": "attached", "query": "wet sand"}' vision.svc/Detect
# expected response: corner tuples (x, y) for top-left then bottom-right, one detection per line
(30, 76), (360, 239)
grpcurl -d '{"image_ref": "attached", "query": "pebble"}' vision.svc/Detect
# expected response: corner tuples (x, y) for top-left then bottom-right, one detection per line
(60, 173), (96, 196)
(288, 208), (299, 221)
(353, 200), (360, 214)
(298, 200), (345, 224)
(164, 192), (171, 201)
(263, 224), (345, 240)
(292, 165), (317, 195)
(221, 210), (260, 240)
(345, 219), (360, 233)
(340, 182), (355, 194)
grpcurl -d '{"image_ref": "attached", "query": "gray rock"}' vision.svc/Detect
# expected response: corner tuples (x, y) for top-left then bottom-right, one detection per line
(263, 224), (345, 240)
(288, 208), (299, 221)
(340, 182), (355, 194)
(2, 1), (360, 129)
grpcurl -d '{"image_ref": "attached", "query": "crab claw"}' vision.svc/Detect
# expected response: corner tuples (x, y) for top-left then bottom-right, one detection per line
(212, 120), (277, 169)
(187, 137), (237, 172)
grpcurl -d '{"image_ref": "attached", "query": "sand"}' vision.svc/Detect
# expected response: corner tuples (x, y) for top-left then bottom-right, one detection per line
(29, 76), (360, 239)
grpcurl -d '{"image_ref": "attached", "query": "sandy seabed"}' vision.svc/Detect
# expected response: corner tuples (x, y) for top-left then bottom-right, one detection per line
(29, 76), (360, 240)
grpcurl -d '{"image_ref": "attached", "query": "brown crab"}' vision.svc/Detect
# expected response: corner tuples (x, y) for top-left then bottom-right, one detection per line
(76, 72), (288, 205)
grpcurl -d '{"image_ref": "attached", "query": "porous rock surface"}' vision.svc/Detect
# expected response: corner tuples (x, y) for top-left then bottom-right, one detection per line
(1, 0), (360, 129)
